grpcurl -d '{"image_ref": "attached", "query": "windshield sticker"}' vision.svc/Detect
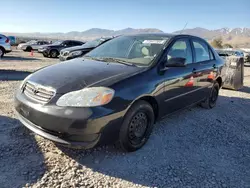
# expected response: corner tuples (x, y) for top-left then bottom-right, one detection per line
(143, 40), (166, 44)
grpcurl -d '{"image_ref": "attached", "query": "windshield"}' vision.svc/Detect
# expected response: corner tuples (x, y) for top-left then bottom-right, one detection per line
(52, 40), (63, 45)
(82, 38), (106, 48)
(27, 40), (37, 44)
(85, 35), (169, 66)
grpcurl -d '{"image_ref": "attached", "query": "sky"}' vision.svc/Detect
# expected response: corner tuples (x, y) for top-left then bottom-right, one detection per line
(1, 0), (250, 33)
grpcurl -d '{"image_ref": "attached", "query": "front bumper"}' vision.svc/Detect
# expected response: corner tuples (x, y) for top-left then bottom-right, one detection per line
(17, 113), (100, 148)
(38, 48), (46, 53)
(14, 90), (124, 148)
(59, 55), (74, 61)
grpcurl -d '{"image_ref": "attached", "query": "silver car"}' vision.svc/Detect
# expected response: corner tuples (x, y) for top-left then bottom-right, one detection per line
(20, 40), (49, 52)
(17, 40), (36, 50)
(0, 34), (12, 58)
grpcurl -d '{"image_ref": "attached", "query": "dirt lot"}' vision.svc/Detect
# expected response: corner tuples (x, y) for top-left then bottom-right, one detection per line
(0, 50), (250, 188)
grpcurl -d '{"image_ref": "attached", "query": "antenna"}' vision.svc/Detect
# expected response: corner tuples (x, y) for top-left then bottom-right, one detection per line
(180, 22), (188, 34)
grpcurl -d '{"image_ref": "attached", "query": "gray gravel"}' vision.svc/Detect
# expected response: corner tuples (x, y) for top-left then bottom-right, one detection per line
(0, 51), (250, 188)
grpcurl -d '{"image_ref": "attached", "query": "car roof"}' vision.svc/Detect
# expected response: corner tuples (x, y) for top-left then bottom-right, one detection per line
(123, 33), (199, 38)
(0, 34), (7, 37)
(64, 40), (84, 42)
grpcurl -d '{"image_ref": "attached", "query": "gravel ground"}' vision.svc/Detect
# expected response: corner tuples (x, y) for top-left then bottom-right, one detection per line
(0, 51), (250, 188)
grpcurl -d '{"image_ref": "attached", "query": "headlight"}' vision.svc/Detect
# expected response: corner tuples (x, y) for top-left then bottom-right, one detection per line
(20, 73), (33, 89)
(69, 51), (82, 57)
(56, 87), (115, 107)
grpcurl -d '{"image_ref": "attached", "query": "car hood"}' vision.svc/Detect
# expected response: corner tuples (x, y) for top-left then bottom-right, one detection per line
(61, 45), (93, 52)
(28, 58), (145, 94)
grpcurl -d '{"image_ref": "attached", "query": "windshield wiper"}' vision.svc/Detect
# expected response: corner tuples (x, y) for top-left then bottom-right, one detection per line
(100, 57), (136, 66)
(84, 56), (104, 61)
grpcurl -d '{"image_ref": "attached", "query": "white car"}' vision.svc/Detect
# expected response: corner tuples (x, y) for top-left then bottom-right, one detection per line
(17, 40), (36, 50)
(19, 40), (49, 52)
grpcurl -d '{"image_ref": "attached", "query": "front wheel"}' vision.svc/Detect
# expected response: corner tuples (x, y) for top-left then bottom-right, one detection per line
(200, 82), (220, 109)
(26, 46), (32, 52)
(118, 100), (155, 152)
(50, 50), (59, 58)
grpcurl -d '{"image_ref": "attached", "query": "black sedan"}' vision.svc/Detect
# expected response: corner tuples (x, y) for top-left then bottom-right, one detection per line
(59, 37), (114, 61)
(38, 40), (84, 58)
(15, 33), (224, 152)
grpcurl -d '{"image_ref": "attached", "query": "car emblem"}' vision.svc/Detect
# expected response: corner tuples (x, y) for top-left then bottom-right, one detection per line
(31, 86), (39, 95)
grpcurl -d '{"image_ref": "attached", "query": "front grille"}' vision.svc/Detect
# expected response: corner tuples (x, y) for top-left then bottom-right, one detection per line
(23, 82), (55, 103)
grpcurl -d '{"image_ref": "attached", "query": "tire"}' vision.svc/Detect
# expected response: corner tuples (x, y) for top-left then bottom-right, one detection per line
(43, 53), (48, 58)
(0, 47), (4, 58)
(200, 82), (220, 109)
(50, 50), (59, 58)
(118, 100), (155, 152)
(26, 46), (32, 52)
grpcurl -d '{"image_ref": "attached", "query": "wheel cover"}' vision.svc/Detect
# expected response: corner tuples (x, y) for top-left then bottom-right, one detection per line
(51, 51), (57, 57)
(0, 49), (3, 57)
(128, 112), (148, 146)
(210, 86), (218, 105)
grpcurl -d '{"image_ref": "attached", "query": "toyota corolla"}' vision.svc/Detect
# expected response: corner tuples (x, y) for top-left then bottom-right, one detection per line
(15, 33), (224, 152)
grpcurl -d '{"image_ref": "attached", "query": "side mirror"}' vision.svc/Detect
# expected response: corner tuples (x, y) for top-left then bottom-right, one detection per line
(165, 57), (186, 67)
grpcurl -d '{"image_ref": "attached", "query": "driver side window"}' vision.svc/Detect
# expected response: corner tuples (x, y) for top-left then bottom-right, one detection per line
(63, 41), (70, 46)
(166, 39), (192, 64)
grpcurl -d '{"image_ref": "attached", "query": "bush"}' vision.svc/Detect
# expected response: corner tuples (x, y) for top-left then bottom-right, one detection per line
(210, 38), (223, 49)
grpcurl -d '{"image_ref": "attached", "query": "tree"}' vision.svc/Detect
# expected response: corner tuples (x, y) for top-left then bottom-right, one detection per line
(210, 38), (223, 49)
(223, 43), (233, 48)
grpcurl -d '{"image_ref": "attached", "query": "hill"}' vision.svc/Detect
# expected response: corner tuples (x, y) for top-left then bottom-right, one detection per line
(174, 27), (250, 47)
(3, 27), (250, 47)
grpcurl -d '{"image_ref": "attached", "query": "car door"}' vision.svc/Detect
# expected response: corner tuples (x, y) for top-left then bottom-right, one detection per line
(69, 41), (79, 47)
(190, 38), (216, 101)
(33, 41), (43, 50)
(160, 37), (199, 115)
(61, 41), (71, 50)
(30, 41), (38, 50)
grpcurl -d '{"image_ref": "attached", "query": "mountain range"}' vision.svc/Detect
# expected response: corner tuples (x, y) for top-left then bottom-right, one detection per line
(3, 27), (250, 48)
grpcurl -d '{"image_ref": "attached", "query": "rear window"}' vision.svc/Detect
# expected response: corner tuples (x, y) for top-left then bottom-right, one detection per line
(0, 34), (6, 40)
(192, 39), (210, 62)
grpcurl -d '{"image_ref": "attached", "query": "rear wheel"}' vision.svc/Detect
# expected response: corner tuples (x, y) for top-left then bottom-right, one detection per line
(118, 100), (154, 152)
(200, 82), (220, 109)
(26, 46), (32, 52)
(50, 50), (59, 58)
(0, 47), (4, 58)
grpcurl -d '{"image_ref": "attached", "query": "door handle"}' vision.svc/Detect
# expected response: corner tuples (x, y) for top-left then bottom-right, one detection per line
(192, 68), (197, 74)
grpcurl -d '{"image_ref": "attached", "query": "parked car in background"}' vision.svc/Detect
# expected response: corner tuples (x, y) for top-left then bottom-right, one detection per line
(7, 36), (16, 45)
(17, 40), (37, 50)
(21, 40), (50, 52)
(38, 40), (84, 58)
(244, 52), (250, 65)
(0, 34), (12, 58)
(215, 49), (250, 65)
(15, 33), (224, 152)
(59, 37), (114, 61)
